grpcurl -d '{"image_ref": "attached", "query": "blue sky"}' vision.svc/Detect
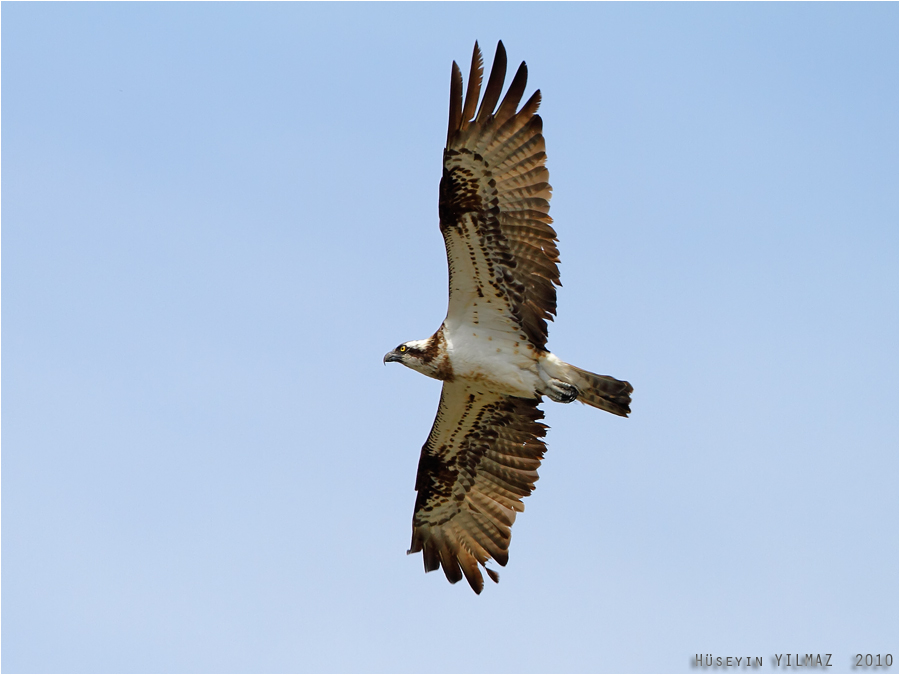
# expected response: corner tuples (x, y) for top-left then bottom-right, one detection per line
(3, 3), (897, 673)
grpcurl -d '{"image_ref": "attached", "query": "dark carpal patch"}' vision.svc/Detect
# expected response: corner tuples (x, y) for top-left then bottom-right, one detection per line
(439, 151), (484, 226)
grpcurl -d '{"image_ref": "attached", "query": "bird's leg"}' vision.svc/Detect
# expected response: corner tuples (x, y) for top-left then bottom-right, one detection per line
(542, 378), (579, 403)
(535, 358), (579, 403)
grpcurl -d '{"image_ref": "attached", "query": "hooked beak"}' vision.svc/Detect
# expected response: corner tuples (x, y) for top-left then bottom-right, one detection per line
(383, 350), (401, 365)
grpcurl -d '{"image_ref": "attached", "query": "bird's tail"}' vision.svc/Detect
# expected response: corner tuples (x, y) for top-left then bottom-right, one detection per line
(565, 364), (633, 417)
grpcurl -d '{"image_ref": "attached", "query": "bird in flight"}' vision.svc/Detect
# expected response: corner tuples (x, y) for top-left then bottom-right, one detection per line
(384, 41), (632, 593)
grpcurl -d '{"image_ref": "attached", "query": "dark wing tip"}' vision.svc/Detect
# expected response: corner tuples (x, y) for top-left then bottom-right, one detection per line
(447, 61), (464, 146)
(460, 41), (485, 128)
(462, 565), (485, 594)
(495, 60), (528, 123)
(475, 41), (508, 123)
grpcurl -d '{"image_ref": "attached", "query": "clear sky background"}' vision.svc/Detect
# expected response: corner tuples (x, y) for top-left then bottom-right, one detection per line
(3, 3), (897, 673)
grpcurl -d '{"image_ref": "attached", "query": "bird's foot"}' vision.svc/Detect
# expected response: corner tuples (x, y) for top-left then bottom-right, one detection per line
(544, 378), (579, 403)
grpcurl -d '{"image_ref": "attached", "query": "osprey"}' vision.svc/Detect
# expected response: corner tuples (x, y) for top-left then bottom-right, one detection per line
(384, 41), (632, 594)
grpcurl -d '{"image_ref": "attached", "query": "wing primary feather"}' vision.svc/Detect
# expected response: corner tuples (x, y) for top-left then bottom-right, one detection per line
(468, 508), (512, 551)
(494, 60), (528, 124)
(496, 163), (550, 190)
(450, 516), (494, 561)
(495, 135), (546, 174)
(461, 41), (484, 127)
(459, 512), (508, 560)
(475, 40), (507, 124)
(447, 61), (464, 147)
(438, 539), (463, 584)
(488, 114), (544, 165)
(457, 546), (485, 594)
(421, 536), (440, 572)
(482, 92), (540, 156)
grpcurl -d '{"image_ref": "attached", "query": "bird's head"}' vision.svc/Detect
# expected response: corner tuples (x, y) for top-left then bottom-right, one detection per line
(384, 339), (426, 365)
(383, 339), (439, 378)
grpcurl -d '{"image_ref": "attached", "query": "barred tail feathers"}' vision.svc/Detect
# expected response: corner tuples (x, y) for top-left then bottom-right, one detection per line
(540, 354), (632, 417)
(567, 364), (632, 417)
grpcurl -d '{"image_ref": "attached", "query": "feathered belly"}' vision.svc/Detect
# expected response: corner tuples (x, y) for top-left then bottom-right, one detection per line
(444, 330), (542, 398)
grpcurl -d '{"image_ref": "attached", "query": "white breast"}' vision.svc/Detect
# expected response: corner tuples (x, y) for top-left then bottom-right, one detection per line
(443, 320), (542, 398)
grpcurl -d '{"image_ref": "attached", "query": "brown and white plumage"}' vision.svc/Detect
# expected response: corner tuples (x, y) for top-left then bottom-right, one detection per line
(408, 381), (547, 592)
(439, 41), (558, 350)
(384, 41), (633, 594)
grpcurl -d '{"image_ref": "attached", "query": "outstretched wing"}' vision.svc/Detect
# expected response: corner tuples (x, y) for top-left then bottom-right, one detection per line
(408, 380), (547, 593)
(439, 41), (559, 350)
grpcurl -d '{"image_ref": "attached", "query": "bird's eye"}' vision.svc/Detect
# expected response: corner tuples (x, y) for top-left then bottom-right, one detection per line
(399, 345), (407, 353)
